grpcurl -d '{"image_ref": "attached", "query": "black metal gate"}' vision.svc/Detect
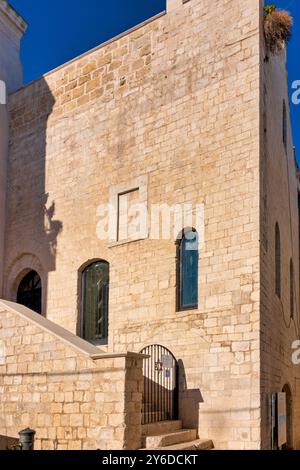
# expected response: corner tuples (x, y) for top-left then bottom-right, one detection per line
(140, 344), (178, 425)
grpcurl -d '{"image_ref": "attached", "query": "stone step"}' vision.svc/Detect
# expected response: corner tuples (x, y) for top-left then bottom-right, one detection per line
(156, 439), (214, 451)
(143, 429), (197, 449)
(142, 420), (182, 436)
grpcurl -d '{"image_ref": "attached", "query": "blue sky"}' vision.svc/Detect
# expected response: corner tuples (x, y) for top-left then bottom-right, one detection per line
(276, 0), (299, 162)
(10, 0), (165, 81)
(9, 0), (299, 158)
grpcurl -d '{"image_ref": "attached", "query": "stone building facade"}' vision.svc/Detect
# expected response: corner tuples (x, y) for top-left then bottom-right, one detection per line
(0, 0), (299, 450)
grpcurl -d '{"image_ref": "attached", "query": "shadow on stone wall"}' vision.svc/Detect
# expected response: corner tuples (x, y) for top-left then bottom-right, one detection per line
(5, 77), (62, 315)
(178, 359), (203, 431)
(143, 376), (177, 422)
(141, 358), (203, 431)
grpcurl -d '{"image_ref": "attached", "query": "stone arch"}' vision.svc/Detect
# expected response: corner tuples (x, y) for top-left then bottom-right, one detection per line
(3, 253), (46, 315)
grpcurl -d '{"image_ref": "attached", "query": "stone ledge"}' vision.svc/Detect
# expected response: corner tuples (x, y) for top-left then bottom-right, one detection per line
(0, 299), (149, 362)
(0, 299), (105, 357)
(91, 351), (149, 360)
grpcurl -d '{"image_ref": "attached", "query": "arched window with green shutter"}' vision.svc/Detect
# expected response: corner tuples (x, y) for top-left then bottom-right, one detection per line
(81, 260), (109, 344)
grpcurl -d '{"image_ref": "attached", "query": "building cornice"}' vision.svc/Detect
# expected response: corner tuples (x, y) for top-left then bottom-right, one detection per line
(0, 0), (27, 35)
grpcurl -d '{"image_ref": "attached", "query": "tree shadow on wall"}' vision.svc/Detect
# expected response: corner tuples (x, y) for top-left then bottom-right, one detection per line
(43, 194), (62, 260)
(6, 77), (62, 314)
(178, 359), (203, 431)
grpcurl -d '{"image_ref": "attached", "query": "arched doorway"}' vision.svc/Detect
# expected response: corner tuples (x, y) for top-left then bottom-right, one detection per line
(282, 384), (293, 449)
(17, 270), (42, 314)
(140, 344), (178, 425)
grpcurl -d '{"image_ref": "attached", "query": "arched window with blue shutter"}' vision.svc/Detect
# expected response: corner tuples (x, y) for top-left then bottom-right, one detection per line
(177, 228), (198, 311)
(81, 260), (109, 344)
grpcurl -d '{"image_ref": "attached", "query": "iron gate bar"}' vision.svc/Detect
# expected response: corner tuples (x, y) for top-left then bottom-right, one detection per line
(140, 344), (178, 425)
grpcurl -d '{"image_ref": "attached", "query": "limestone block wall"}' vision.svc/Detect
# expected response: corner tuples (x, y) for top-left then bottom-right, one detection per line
(0, 300), (144, 450)
(4, 0), (262, 449)
(260, 43), (300, 449)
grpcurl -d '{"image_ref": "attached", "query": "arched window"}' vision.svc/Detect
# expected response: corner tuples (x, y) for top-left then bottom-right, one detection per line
(275, 223), (281, 298)
(290, 259), (294, 319)
(283, 100), (287, 152)
(177, 228), (198, 311)
(17, 270), (42, 314)
(81, 260), (109, 344)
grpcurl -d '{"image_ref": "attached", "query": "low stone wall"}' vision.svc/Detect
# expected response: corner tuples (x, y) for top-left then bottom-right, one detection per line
(0, 434), (19, 450)
(0, 300), (144, 450)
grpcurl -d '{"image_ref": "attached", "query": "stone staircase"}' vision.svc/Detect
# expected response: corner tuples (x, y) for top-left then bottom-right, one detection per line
(141, 420), (214, 450)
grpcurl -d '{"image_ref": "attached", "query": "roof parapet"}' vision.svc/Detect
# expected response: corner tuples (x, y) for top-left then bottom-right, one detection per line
(0, 0), (27, 34)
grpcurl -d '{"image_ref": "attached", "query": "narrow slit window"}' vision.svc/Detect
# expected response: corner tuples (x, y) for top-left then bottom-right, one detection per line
(290, 259), (294, 319)
(283, 100), (287, 152)
(275, 223), (281, 299)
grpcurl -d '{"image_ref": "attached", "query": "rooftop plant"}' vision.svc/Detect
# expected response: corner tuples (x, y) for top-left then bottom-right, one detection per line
(264, 5), (293, 54)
